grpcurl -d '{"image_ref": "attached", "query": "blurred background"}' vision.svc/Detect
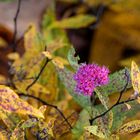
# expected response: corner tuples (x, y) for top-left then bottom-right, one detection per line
(0, 0), (140, 75)
(0, 1), (140, 139)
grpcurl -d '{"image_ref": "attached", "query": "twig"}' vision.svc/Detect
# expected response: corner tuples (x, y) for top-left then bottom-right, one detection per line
(89, 69), (130, 124)
(18, 93), (72, 129)
(116, 69), (129, 104)
(89, 98), (135, 124)
(11, 0), (22, 52)
(26, 58), (50, 91)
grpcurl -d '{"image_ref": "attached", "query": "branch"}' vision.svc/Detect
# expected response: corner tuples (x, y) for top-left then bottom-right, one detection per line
(89, 98), (135, 124)
(26, 58), (50, 91)
(89, 69), (130, 124)
(18, 93), (72, 129)
(116, 69), (129, 104)
(11, 0), (22, 52)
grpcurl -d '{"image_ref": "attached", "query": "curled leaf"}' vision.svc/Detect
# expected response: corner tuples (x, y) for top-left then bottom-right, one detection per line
(118, 120), (140, 134)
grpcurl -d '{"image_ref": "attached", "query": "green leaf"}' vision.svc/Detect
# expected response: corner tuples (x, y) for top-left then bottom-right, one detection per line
(72, 109), (90, 139)
(67, 46), (80, 70)
(85, 125), (106, 139)
(111, 100), (140, 132)
(57, 67), (91, 108)
(97, 68), (131, 96)
(93, 107), (111, 138)
(21, 118), (38, 129)
(95, 89), (110, 110)
(49, 15), (96, 29)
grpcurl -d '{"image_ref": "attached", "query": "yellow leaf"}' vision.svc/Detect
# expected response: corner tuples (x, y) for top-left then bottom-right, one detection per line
(10, 122), (25, 140)
(50, 15), (96, 29)
(131, 61), (140, 94)
(124, 103), (131, 110)
(39, 105), (47, 115)
(7, 53), (20, 61)
(109, 111), (113, 129)
(110, 134), (120, 140)
(47, 39), (66, 53)
(0, 131), (8, 140)
(0, 37), (7, 48)
(118, 120), (140, 134)
(137, 96), (140, 104)
(0, 75), (6, 84)
(42, 51), (53, 59)
(84, 125), (106, 139)
(0, 109), (15, 129)
(24, 24), (37, 52)
(52, 56), (69, 69)
(0, 85), (44, 118)
(131, 132), (140, 140)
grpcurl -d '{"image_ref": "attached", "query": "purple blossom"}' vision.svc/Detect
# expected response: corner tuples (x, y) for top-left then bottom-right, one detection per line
(73, 63), (110, 96)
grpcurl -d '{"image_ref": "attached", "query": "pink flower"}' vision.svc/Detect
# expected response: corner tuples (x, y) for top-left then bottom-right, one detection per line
(73, 63), (109, 96)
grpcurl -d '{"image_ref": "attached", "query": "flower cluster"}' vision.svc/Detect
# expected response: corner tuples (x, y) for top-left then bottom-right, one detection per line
(73, 63), (109, 96)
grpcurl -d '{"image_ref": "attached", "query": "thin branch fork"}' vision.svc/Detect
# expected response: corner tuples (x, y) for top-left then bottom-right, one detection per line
(89, 69), (134, 124)
(18, 93), (72, 129)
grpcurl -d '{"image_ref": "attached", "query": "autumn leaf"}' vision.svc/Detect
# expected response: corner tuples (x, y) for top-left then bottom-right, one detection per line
(49, 15), (96, 29)
(0, 130), (8, 140)
(10, 122), (25, 140)
(0, 85), (44, 118)
(118, 120), (140, 134)
(131, 61), (140, 94)
(84, 125), (106, 139)
(7, 53), (20, 61)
